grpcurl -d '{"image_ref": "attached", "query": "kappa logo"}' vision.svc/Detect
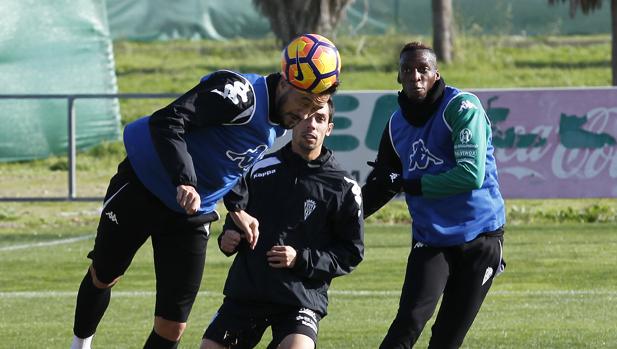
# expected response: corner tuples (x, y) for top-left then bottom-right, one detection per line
(304, 199), (316, 220)
(389, 172), (400, 183)
(253, 169), (276, 178)
(459, 128), (473, 144)
(413, 241), (425, 249)
(226, 145), (268, 169)
(408, 139), (443, 171)
(105, 211), (119, 225)
(458, 100), (477, 112)
(482, 267), (494, 285)
(211, 80), (251, 105)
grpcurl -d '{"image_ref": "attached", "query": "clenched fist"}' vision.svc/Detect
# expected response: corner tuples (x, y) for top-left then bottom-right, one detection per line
(266, 245), (297, 268)
(229, 210), (260, 250)
(220, 230), (243, 254)
(176, 185), (200, 215)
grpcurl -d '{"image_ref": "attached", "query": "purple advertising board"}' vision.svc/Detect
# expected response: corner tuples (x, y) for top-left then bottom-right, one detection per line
(473, 87), (617, 198)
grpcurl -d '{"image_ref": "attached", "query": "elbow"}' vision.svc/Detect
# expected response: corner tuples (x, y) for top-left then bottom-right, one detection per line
(459, 162), (485, 190)
(457, 171), (484, 191)
(148, 109), (165, 126)
(468, 171), (485, 190)
(335, 248), (364, 277)
(350, 246), (365, 269)
(354, 254), (364, 269)
(471, 176), (483, 190)
(149, 107), (185, 131)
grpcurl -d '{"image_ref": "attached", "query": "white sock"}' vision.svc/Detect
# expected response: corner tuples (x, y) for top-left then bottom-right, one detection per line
(70, 334), (94, 349)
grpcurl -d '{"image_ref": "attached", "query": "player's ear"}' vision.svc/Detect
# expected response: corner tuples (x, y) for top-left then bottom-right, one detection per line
(397, 71), (402, 84)
(325, 122), (334, 136)
(277, 77), (287, 91)
(435, 69), (441, 81)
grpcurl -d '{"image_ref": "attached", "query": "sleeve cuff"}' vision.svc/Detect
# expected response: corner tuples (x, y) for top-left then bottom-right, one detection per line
(292, 249), (309, 275)
(224, 201), (245, 212)
(174, 179), (197, 188)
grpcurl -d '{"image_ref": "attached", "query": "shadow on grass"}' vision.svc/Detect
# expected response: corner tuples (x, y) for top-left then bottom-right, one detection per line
(0, 232), (93, 246)
(514, 60), (610, 69)
(117, 62), (398, 77)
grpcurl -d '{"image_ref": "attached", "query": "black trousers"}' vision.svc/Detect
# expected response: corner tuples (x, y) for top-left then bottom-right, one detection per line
(379, 230), (504, 349)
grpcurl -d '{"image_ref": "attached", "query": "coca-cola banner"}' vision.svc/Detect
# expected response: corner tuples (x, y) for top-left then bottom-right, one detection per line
(272, 88), (617, 198)
(474, 88), (617, 198)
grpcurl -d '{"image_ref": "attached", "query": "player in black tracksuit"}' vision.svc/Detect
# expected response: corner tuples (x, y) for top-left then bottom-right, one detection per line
(201, 99), (364, 349)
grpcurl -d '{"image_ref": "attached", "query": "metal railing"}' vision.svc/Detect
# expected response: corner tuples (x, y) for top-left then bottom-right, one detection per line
(0, 93), (181, 202)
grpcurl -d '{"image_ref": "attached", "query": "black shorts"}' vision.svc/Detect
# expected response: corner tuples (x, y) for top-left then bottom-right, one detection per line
(203, 298), (322, 349)
(88, 158), (218, 322)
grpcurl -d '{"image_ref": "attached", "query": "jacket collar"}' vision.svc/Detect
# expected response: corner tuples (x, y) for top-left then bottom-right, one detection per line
(280, 142), (332, 170)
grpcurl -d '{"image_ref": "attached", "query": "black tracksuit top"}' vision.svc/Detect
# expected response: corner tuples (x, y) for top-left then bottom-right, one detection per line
(219, 142), (365, 315)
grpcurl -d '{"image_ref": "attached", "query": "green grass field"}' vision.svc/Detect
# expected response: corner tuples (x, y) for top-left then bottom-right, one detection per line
(1, 219), (616, 348)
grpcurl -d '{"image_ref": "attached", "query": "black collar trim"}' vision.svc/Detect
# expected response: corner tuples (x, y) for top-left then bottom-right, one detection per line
(397, 79), (446, 127)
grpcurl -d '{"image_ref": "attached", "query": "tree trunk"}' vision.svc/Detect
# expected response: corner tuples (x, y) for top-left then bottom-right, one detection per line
(611, 0), (617, 86)
(432, 0), (454, 63)
(253, 0), (354, 45)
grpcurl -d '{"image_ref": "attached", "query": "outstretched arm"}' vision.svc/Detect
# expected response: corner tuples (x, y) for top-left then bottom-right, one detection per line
(362, 122), (403, 218)
(223, 163), (260, 249)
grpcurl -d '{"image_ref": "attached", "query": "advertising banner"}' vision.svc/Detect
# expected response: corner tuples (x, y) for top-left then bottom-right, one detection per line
(284, 88), (617, 198)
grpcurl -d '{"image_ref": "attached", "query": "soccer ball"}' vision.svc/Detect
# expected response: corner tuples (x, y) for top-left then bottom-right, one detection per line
(281, 34), (341, 94)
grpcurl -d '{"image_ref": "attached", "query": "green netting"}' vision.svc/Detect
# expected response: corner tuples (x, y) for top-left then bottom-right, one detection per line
(342, 0), (611, 36)
(106, 0), (271, 41)
(0, 0), (120, 162)
(105, 0), (610, 41)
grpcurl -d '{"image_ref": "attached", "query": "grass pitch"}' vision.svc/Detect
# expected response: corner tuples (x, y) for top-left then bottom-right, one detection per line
(1, 217), (616, 348)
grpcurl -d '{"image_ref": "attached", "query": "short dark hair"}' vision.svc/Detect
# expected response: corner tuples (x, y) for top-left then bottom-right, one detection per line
(399, 42), (435, 58)
(399, 42), (438, 70)
(321, 81), (339, 96)
(327, 97), (335, 123)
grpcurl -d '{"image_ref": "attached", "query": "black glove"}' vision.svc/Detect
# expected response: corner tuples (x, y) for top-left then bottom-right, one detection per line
(365, 161), (402, 189)
(362, 161), (403, 218)
(402, 178), (422, 196)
